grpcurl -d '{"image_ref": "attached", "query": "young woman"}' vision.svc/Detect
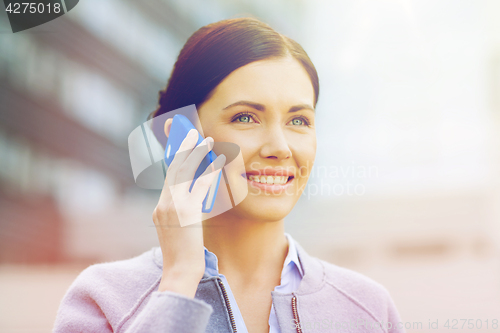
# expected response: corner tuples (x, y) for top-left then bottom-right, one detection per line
(53, 18), (405, 333)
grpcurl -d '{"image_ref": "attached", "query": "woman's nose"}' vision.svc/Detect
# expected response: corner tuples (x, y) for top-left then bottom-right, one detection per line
(259, 126), (292, 160)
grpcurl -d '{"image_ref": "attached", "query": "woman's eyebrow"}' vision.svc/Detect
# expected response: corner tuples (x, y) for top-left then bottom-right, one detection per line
(289, 104), (315, 113)
(223, 101), (265, 111)
(223, 101), (315, 113)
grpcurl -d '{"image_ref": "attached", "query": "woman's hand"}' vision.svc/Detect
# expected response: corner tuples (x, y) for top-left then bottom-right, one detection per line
(153, 127), (225, 298)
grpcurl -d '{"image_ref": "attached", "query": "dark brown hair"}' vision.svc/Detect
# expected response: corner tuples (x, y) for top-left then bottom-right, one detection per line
(149, 17), (319, 147)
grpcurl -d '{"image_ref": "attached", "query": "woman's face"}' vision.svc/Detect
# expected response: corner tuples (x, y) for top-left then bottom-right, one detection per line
(198, 56), (316, 222)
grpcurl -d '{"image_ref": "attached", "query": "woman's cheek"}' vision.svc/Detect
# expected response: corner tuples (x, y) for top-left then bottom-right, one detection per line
(231, 133), (261, 159)
(295, 137), (316, 178)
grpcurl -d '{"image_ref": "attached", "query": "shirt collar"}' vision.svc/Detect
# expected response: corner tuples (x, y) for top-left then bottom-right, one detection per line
(204, 246), (219, 277)
(203, 232), (303, 278)
(283, 232), (304, 277)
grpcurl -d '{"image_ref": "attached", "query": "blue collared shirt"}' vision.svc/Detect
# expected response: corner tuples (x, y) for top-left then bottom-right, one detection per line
(203, 232), (304, 333)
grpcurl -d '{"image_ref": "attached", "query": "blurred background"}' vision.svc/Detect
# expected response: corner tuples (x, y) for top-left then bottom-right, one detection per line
(1, 0), (499, 332)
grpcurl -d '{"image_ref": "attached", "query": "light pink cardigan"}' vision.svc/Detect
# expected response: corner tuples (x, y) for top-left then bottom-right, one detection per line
(53, 239), (405, 332)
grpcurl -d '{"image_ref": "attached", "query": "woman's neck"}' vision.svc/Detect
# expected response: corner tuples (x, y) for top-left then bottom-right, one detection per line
(202, 213), (288, 286)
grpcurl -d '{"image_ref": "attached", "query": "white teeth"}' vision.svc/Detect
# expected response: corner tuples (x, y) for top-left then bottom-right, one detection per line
(247, 175), (288, 185)
(249, 175), (259, 183)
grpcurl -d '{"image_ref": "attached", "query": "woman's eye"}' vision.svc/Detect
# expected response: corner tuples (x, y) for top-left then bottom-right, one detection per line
(289, 117), (310, 126)
(233, 113), (256, 123)
(238, 115), (251, 123)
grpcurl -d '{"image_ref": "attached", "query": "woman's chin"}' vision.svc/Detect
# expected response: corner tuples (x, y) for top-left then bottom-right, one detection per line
(230, 196), (295, 222)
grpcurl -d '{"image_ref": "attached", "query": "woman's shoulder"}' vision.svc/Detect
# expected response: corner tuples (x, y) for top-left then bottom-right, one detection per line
(55, 247), (163, 331)
(319, 258), (391, 299)
(315, 257), (401, 322)
(293, 237), (392, 302)
(73, 247), (162, 292)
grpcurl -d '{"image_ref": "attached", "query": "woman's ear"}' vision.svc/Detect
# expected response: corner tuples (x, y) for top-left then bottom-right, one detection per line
(164, 118), (173, 137)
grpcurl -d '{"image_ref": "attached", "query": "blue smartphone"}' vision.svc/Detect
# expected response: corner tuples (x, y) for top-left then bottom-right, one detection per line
(164, 114), (221, 213)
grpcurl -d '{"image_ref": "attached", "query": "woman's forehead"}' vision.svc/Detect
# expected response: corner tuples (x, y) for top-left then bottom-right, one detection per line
(207, 57), (315, 109)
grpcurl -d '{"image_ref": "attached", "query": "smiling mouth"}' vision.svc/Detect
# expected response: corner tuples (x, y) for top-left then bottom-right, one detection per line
(241, 174), (294, 185)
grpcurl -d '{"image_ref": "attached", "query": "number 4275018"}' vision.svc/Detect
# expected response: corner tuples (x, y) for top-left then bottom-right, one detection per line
(5, 2), (62, 14)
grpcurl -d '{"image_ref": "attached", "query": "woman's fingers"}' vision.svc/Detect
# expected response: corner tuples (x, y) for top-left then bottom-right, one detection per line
(157, 129), (198, 225)
(190, 154), (226, 204)
(158, 130), (222, 227)
(169, 151), (224, 227)
(165, 129), (199, 188)
(172, 137), (215, 194)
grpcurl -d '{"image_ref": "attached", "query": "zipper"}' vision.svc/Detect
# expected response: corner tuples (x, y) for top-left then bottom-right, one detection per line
(217, 277), (237, 333)
(291, 293), (303, 333)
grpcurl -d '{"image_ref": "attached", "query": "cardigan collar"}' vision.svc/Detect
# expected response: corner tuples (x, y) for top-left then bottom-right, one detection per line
(290, 238), (325, 295)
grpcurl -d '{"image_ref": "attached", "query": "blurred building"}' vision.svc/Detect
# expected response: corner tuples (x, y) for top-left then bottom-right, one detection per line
(0, 0), (305, 264)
